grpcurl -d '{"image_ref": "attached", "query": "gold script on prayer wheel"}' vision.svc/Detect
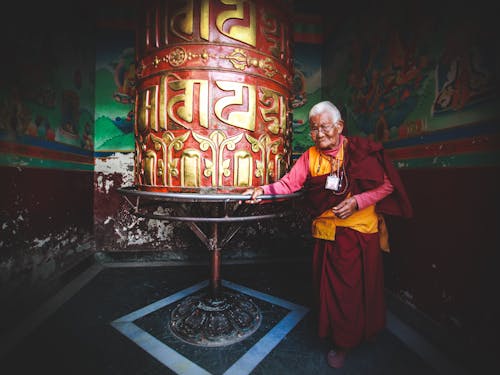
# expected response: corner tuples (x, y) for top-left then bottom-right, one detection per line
(134, 0), (294, 192)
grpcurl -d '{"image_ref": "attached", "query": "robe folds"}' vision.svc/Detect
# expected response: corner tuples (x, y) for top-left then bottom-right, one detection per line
(302, 136), (413, 219)
(312, 229), (386, 348)
(304, 136), (412, 349)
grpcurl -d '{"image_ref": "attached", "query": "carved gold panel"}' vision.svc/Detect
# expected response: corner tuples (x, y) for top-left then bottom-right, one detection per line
(135, 0), (293, 192)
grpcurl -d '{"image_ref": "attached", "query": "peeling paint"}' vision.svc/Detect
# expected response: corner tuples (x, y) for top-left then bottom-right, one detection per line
(33, 236), (51, 248)
(114, 227), (128, 244)
(105, 179), (114, 193)
(96, 174), (117, 194)
(147, 206), (175, 241)
(95, 152), (134, 187)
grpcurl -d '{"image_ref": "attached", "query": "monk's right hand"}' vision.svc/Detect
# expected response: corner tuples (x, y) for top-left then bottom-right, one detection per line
(241, 187), (264, 204)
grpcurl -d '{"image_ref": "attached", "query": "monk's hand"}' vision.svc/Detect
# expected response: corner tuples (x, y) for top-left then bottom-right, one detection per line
(332, 196), (358, 219)
(241, 187), (264, 204)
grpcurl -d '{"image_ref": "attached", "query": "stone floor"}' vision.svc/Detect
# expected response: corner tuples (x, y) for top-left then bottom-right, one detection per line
(0, 259), (471, 374)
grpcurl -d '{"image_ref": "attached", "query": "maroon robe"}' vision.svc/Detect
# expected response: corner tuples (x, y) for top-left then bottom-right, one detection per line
(304, 136), (412, 350)
(302, 136), (413, 219)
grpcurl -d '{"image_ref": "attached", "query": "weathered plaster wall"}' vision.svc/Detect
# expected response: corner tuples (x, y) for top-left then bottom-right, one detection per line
(93, 152), (312, 261)
(0, 3), (97, 323)
(93, 152), (192, 255)
(0, 167), (94, 326)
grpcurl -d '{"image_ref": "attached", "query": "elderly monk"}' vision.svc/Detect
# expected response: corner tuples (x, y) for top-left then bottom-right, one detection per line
(243, 100), (412, 368)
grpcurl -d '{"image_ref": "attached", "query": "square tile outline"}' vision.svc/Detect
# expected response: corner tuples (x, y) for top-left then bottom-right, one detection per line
(111, 279), (309, 375)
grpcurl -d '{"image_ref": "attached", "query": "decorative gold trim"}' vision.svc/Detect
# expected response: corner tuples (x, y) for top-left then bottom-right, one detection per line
(245, 133), (281, 184)
(139, 46), (284, 81)
(180, 149), (202, 187)
(233, 150), (253, 187)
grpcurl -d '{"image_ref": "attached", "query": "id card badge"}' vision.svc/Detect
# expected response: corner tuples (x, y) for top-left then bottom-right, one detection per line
(325, 174), (340, 191)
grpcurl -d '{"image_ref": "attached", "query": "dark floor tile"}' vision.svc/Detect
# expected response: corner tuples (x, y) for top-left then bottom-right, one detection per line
(0, 263), (448, 375)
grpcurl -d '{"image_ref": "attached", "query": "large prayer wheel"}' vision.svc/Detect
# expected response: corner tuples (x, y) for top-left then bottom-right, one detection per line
(134, 0), (294, 192)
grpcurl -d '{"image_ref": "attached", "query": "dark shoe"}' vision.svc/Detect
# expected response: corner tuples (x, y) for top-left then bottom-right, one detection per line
(327, 349), (347, 368)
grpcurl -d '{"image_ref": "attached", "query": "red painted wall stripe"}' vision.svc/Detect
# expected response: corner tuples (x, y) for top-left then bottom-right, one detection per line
(0, 141), (94, 165)
(386, 134), (500, 160)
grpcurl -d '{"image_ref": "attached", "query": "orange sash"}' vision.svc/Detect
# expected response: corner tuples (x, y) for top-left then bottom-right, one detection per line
(308, 146), (390, 251)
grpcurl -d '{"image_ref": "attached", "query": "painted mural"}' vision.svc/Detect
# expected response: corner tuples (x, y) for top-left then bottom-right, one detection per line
(0, 26), (95, 171)
(291, 42), (322, 156)
(94, 29), (136, 153)
(323, 7), (500, 168)
(290, 13), (324, 157)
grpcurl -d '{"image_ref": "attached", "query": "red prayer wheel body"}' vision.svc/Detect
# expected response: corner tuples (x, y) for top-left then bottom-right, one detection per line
(134, 0), (294, 192)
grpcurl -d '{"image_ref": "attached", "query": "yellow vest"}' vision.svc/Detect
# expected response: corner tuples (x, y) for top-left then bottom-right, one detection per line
(308, 146), (389, 249)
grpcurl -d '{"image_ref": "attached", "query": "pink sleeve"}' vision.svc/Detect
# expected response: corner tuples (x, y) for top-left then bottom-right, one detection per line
(353, 173), (394, 210)
(261, 151), (309, 195)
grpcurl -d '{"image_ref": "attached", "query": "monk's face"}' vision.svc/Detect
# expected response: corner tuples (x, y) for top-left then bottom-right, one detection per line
(309, 112), (343, 150)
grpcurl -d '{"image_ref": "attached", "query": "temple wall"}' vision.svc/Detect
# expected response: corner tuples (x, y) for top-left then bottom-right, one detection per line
(321, 0), (499, 356)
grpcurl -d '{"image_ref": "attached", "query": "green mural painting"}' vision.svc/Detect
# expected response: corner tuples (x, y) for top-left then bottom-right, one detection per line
(291, 43), (323, 156)
(94, 29), (136, 153)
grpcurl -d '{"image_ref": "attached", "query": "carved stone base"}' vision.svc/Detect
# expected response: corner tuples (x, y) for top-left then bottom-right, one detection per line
(169, 290), (261, 347)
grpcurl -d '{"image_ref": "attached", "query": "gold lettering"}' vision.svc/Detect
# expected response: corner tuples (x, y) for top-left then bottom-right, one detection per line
(214, 81), (255, 131)
(137, 86), (158, 132)
(168, 79), (209, 129)
(200, 0), (210, 40)
(216, 0), (256, 46)
(170, 0), (194, 41)
(159, 76), (168, 130)
(259, 88), (285, 135)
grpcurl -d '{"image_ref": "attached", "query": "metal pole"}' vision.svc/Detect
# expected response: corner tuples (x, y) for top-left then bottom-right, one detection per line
(209, 222), (221, 298)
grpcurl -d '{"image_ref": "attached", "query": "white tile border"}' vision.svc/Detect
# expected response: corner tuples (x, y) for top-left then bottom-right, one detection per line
(1, 261), (465, 375)
(111, 279), (309, 375)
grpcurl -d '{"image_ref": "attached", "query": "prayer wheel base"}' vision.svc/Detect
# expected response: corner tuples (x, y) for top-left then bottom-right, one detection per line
(169, 289), (261, 347)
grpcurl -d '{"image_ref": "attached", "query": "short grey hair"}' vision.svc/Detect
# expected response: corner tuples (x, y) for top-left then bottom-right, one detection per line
(309, 101), (342, 124)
